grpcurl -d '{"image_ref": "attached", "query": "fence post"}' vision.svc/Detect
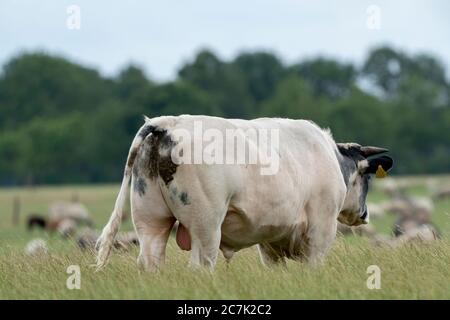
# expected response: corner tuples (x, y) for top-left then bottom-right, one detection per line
(71, 192), (79, 203)
(12, 196), (20, 226)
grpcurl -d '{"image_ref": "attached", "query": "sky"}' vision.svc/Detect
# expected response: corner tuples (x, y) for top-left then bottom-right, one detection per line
(1, 0), (449, 81)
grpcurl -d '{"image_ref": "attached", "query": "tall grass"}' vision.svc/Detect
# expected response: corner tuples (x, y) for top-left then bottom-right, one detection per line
(0, 239), (449, 299)
(0, 178), (449, 299)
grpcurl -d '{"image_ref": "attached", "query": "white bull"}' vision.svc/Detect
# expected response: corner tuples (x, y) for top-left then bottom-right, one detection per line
(96, 115), (393, 271)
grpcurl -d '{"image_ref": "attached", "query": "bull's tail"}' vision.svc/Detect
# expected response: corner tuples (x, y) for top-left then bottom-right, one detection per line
(95, 118), (154, 270)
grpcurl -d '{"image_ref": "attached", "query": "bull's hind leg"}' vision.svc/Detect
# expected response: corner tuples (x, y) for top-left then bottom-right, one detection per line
(189, 219), (223, 269)
(131, 176), (175, 272)
(172, 196), (227, 270)
(135, 217), (175, 271)
(178, 205), (226, 270)
(161, 165), (229, 270)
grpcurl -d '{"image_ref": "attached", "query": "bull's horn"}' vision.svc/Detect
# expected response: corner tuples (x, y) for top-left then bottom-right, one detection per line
(360, 146), (389, 157)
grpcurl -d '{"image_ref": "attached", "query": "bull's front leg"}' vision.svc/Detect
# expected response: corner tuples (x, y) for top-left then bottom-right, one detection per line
(258, 242), (286, 267)
(188, 224), (222, 269)
(303, 199), (339, 266)
(131, 177), (175, 272)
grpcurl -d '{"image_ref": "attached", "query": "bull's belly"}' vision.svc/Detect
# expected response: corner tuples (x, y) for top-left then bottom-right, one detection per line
(220, 209), (298, 251)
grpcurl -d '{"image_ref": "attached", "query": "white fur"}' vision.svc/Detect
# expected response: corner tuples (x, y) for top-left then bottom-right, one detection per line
(97, 115), (351, 270)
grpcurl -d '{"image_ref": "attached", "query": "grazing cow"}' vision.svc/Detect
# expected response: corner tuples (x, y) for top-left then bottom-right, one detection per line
(27, 201), (93, 234)
(115, 231), (139, 248)
(387, 196), (441, 238)
(96, 115), (393, 270)
(336, 222), (378, 238)
(379, 195), (435, 236)
(389, 224), (439, 247)
(77, 229), (139, 251)
(57, 219), (77, 238)
(77, 228), (100, 250)
(374, 223), (439, 248)
(433, 185), (450, 200)
(27, 214), (47, 230)
(48, 201), (93, 227)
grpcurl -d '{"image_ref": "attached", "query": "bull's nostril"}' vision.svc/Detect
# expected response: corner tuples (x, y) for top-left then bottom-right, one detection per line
(360, 210), (368, 220)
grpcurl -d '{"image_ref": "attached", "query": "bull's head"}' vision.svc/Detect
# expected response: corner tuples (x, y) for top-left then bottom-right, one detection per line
(336, 143), (393, 226)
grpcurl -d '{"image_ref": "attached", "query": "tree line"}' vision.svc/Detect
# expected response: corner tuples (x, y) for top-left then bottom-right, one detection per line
(0, 46), (449, 185)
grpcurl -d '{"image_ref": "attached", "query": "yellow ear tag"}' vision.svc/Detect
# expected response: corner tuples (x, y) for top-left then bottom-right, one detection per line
(375, 165), (387, 178)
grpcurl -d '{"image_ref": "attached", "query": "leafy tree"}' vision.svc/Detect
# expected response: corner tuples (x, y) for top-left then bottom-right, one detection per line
(0, 53), (111, 129)
(0, 46), (449, 185)
(233, 52), (285, 103)
(260, 75), (330, 125)
(362, 46), (408, 97)
(327, 87), (393, 146)
(291, 58), (356, 100)
(178, 49), (253, 118)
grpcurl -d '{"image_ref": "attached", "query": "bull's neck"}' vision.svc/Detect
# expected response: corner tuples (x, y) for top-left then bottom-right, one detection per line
(335, 150), (356, 188)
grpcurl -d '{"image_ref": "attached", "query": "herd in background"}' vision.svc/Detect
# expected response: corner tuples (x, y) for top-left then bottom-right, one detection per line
(25, 201), (138, 256)
(24, 178), (450, 257)
(338, 178), (449, 246)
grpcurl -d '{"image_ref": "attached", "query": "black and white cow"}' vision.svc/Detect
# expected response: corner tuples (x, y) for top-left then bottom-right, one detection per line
(96, 115), (393, 271)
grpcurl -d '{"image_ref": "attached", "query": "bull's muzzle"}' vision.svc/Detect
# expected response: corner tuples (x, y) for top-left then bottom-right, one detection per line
(338, 206), (369, 226)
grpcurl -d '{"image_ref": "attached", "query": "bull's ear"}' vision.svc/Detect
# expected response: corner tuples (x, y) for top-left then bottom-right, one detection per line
(365, 155), (394, 177)
(360, 146), (389, 157)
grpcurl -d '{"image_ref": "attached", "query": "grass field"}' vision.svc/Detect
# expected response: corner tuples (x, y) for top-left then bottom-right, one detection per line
(0, 177), (449, 299)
